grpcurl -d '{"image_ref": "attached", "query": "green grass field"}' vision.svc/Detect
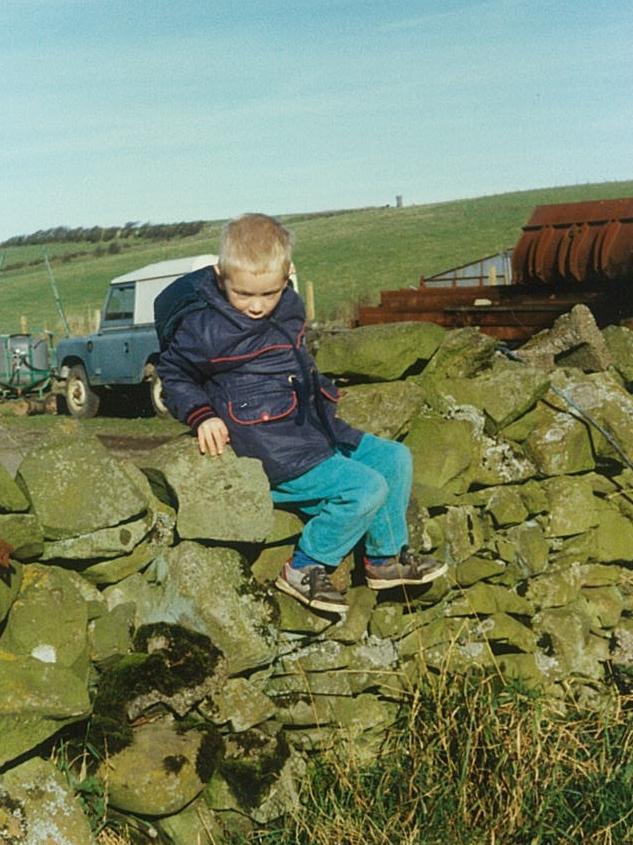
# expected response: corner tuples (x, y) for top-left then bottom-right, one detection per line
(1, 180), (632, 337)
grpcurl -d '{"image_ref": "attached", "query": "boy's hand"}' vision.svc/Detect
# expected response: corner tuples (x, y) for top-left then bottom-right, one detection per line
(197, 417), (230, 456)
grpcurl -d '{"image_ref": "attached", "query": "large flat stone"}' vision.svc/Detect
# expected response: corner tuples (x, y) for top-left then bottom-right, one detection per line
(315, 322), (445, 381)
(16, 433), (148, 539)
(140, 438), (272, 543)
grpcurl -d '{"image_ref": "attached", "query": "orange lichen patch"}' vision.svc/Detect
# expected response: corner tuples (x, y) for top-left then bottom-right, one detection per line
(0, 538), (14, 569)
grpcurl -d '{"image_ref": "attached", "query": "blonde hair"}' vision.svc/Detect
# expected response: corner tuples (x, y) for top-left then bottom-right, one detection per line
(218, 213), (293, 279)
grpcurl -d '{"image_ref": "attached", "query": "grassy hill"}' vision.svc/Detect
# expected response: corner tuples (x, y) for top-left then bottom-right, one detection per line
(1, 179), (632, 337)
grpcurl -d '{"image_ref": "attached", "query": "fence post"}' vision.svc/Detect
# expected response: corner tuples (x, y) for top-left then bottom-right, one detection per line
(305, 281), (316, 323)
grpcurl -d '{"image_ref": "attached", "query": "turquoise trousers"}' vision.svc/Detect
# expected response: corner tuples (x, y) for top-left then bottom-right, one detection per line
(271, 433), (412, 567)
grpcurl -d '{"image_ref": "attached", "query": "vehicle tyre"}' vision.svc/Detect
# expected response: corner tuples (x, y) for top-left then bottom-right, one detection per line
(149, 372), (171, 419)
(65, 364), (100, 418)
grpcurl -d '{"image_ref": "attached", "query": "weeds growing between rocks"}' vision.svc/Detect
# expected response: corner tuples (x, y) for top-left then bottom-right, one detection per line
(48, 670), (633, 844)
(251, 673), (633, 845)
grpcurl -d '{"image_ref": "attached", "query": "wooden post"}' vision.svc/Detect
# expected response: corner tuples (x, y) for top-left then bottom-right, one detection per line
(305, 281), (316, 323)
(20, 315), (28, 334)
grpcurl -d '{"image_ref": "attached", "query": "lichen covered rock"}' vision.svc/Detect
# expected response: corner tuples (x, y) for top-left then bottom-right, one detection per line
(16, 433), (148, 539)
(141, 438), (272, 543)
(0, 757), (94, 845)
(316, 321), (445, 381)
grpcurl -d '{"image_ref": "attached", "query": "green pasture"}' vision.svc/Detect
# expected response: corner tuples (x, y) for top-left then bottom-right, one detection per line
(1, 179), (632, 337)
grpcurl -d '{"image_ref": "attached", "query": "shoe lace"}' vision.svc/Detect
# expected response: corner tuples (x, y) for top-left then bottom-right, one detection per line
(399, 546), (415, 565)
(400, 547), (440, 572)
(302, 566), (336, 596)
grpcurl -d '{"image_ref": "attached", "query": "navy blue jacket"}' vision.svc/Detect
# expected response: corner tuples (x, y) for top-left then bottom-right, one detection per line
(156, 267), (363, 485)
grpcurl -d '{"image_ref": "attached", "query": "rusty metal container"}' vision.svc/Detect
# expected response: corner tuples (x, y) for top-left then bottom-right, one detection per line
(512, 198), (633, 286)
(357, 197), (633, 341)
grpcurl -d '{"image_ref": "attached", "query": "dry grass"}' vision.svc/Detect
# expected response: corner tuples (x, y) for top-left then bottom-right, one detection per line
(261, 672), (633, 845)
(50, 669), (633, 844)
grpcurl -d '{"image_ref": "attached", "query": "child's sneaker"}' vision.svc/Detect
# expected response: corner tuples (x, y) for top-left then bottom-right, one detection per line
(275, 562), (348, 614)
(364, 547), (447, 590)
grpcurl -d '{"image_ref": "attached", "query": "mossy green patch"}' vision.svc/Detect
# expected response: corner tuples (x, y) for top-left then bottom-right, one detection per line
(88, 623), (222, 755)
(220, 731), (290, 811)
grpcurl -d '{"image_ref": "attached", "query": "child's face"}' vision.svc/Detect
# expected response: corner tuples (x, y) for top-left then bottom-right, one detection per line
(218, 268), (288, 320)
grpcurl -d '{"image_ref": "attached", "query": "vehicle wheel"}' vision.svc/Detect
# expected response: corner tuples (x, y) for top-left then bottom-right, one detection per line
(65, 364), (100, 418)
(149, 372), (171, 419)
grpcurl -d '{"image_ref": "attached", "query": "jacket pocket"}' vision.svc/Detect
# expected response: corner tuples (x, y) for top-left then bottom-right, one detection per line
(317, 373), (340, 403)
(227, 389), (297, 425)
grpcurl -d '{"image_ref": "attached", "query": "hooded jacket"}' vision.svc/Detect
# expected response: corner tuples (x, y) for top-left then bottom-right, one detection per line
(156, 267), (363, 484)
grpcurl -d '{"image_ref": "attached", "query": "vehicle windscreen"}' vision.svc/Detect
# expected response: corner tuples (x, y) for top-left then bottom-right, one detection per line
(104, 284), (135, 321)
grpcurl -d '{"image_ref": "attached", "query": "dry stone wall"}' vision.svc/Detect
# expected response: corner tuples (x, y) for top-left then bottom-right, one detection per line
(2, 305), (633, 843)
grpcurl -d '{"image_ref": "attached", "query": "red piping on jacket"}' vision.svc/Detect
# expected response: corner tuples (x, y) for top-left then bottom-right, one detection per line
(209, 343), (292, 364)
(227, 394), (298, 425)
(319, 386), (339, 402)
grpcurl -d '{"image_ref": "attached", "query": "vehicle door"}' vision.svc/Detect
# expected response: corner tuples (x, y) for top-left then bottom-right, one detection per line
(92, 283), (138, 383)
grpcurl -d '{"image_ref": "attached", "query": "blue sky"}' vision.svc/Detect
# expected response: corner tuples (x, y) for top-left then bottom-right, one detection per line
(1, 0), (631, 241)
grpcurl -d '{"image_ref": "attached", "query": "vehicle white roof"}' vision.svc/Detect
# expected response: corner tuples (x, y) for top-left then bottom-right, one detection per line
(110, 254), (218, 286)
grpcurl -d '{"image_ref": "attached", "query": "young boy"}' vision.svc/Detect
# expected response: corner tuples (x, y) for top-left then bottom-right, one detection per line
(157, 213), (447, 614)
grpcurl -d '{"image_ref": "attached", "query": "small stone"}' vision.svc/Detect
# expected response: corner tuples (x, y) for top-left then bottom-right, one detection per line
(541, 476), (598, 537)
(422, 327), (497, 379)
(603, 324), (633, 383)
(0, 513), (44, 560)
(324, 586), (377, 644)
(0, 654), (91, 767)
(208, 677), (277, 732)
(496, 521), (549, 576)
(0, 463), (29, 512)
(454, 556), (506, 587)
(157, 797), (225, 845)
(445, 582), (533, 616)
(89, 602), (135, 666)
(251, 509), (304, 584)
(0, 564), (90, 679)
(274, 592), (333, 634)
(580, 586), (623, 629)
(517, 304), (613, 371)
(525, 568), (582, 609)
(532, 599), (604, 679)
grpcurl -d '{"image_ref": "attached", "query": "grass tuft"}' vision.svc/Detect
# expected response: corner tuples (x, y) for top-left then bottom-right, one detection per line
(250, 673), (633, 845)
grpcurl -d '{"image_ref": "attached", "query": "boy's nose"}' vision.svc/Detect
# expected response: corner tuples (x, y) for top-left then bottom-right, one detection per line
(249, 299), (264, 315)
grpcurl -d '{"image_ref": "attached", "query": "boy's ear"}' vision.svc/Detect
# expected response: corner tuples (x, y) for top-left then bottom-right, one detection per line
(214, 265), (225, 289)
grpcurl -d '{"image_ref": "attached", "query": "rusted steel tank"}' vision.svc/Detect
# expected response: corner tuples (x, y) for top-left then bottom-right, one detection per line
(512, 198), (633, 286)
(358, 198), (633, 341)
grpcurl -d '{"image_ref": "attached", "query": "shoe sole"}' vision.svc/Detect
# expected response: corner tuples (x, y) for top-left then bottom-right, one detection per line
(366, 561), (449, 590)
(275, 576), (348, 614)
